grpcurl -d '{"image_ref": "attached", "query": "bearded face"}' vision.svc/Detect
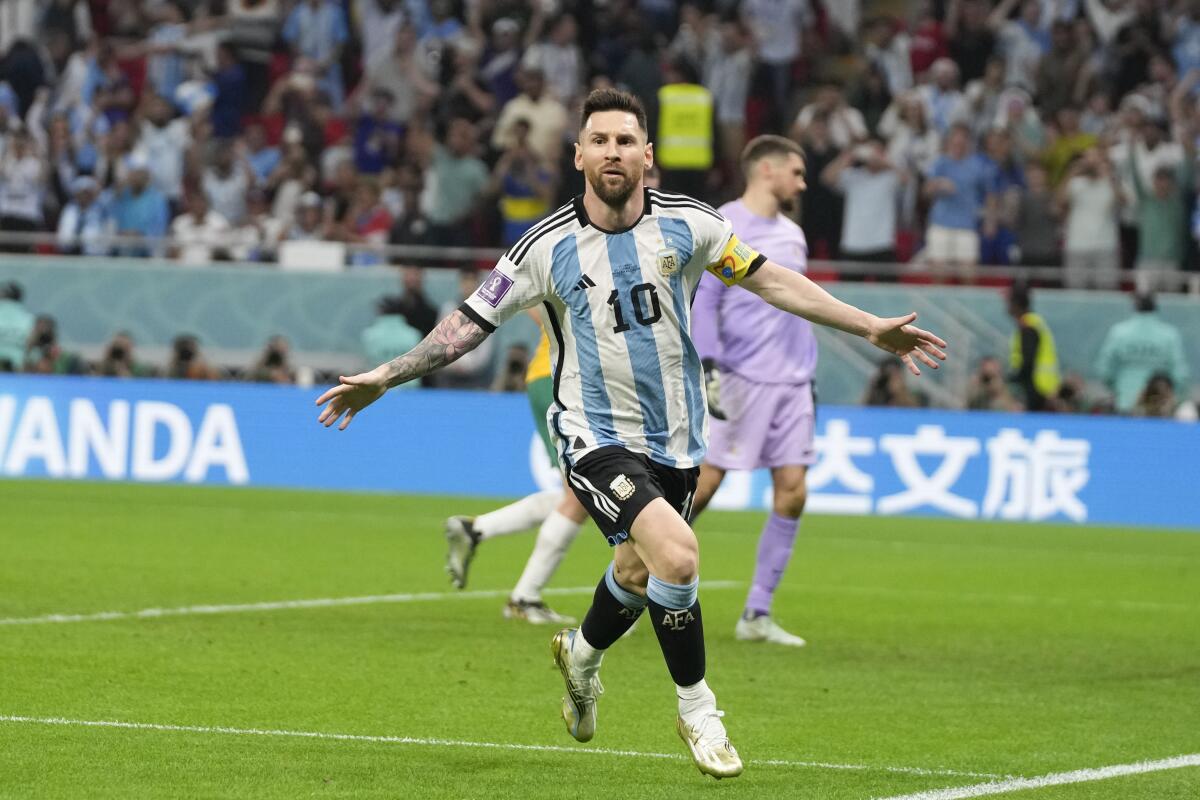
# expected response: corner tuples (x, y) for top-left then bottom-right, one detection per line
(586, 157), (641, 208)
(576, 110), (650, 210)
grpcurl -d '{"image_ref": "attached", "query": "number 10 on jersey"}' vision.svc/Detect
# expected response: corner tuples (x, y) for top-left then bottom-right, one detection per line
(607, 284), (662, 333)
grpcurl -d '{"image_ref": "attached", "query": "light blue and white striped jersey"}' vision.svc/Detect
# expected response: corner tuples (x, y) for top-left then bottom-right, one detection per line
(462, 188), (766, 470)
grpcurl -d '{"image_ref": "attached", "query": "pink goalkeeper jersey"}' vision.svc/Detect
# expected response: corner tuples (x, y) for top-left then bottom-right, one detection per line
(691, 199), (818, 385)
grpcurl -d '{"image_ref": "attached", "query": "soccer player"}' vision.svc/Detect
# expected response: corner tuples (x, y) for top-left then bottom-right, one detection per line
(689, 135), (816, 648)
(316, 89), (946, 779)
(444, 170), (665, 622)
(443, 320), (590, 625)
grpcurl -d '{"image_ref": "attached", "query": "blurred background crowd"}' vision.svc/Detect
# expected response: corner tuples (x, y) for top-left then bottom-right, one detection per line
(0, 0), (1198, 416)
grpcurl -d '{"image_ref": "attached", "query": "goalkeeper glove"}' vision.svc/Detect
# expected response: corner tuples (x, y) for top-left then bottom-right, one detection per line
(702, 358), (727, 421)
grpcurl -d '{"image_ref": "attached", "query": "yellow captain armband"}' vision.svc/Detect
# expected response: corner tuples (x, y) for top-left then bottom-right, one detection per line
(705, 235), (767, 286)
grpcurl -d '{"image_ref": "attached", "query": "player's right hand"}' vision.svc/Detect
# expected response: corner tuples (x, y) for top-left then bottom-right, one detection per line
(702, 359), (727, 421)
(316, 368), (389, 431)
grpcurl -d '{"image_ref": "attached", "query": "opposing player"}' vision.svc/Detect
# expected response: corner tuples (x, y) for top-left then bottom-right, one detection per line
(690, 135), (816, 647)
(443, 320), (589, 625)
(315, 89), (946, 779)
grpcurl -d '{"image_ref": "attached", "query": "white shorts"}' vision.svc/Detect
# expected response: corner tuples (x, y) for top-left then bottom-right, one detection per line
(926, 225), (980, 264)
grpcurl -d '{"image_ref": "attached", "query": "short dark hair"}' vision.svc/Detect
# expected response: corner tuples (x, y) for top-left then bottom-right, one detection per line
(579, 88), (647, 134)
(740, 135), (804, 177)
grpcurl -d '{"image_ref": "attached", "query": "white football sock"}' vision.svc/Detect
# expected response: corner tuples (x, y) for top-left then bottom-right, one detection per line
(677, 678), (716, 718)
(511, 511), (582, 602)
(474, 490), (559, 539)
(571, 629), (604, 676)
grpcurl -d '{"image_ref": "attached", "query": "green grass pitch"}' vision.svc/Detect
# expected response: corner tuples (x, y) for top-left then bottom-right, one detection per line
(1, 479), (1198, 799)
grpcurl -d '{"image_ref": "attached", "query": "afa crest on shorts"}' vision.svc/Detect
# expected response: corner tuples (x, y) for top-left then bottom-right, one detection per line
(657, 248), (680, 277)
(609, 474), (636, 501)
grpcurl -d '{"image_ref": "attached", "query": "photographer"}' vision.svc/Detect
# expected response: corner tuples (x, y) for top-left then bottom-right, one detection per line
(250, 335), (296, 384)
(967, 356), (1021, 412)
(862, 359), (925, 408)
(0, 281), (33, 372)
(24, 315), (85, 375)
(167, 333), (220, 380)
(96, 330), (154, 378)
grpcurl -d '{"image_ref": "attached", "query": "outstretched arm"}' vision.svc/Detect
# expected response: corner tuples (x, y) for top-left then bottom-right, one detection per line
(740, 261), (947, 374)
(316, 310), (491, 429)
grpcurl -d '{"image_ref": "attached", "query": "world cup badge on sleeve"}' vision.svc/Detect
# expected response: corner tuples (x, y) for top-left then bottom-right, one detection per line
(657, 248), (680, 277)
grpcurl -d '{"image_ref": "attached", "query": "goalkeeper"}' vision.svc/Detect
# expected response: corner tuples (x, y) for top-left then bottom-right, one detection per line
(689, 135), (818, 648)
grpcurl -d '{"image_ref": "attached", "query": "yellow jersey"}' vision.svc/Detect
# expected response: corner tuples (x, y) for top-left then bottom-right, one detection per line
(525, 327), (552, 383)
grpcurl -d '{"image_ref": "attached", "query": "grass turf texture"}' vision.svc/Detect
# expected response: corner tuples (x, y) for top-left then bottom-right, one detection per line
(1, 480), (1197, 799)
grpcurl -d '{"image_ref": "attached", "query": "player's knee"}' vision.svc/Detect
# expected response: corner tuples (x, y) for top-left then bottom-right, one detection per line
(657, 541), (699, 584)
(614, 561), (649, 593)
(774, 484), (807, 518)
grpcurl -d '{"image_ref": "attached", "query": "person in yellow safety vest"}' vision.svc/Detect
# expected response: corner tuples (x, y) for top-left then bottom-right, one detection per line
(1007, 283), (1061, 411)
(656, 61), (713, 197)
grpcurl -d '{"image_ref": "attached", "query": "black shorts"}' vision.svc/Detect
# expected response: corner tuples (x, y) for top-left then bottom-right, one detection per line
(565, 446), (699, 547)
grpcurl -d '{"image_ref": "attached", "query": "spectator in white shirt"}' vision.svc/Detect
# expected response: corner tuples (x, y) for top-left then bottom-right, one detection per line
(202, 144), (254, 226)
(792, 84), (869, 150)
(881, 92), (942, 176)
(964, 57), (1008, 139)
(988, 0), (1051, 91)
(136, 93), (191, 204)
(56, 176), (114, 256)
(741, 0), (814, 127)
(356, 0), (406, 68)
(170, 191), (230, 265)
(863, 15), (913, 96)
(0, 126), (45, 251)
(491, 66), (568, 164)
(822, 139), (906, 265)
(705, 19), (753, 180)
(522, 14), (584, 104)
(1057, 146), (1127, 289)
(917, 58), (969, 136)
(284, 191), (327, 241)
(357, 22), (438, 125)
(230, 188), (286, 262)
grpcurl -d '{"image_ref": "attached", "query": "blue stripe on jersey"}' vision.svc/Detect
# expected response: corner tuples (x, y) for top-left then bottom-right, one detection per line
(657, 217), (706, 463)
(605, 231), (674, 467)
(550, 235), (619, 447)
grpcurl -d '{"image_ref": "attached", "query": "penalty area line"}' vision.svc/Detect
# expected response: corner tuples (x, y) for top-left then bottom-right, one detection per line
(0, 582), (742, 627)
(0, 714), (1004, 779)
(873, 753), (1200, 800)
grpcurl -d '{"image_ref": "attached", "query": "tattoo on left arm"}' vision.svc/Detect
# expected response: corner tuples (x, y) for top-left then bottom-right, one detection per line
(383, 310), (491, 388)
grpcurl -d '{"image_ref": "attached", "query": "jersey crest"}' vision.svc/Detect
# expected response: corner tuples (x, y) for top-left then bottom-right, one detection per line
(657, 248), (680, 277)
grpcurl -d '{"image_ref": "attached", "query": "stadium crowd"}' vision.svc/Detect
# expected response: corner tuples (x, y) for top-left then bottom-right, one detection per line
(1, 0), (1200, 285)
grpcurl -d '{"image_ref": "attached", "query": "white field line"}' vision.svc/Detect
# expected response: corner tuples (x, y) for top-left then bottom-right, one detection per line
(873, 753), (1200, 800)
(0, 714), (1004, 779)
(798, 584), (1196, 614)
(0, 582), (742, 627)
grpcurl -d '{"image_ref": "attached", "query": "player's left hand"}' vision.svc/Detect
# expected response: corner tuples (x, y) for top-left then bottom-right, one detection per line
(867, 313), (947, 376)
(315, 368), (389, 430)
(702, 358), (728, 420)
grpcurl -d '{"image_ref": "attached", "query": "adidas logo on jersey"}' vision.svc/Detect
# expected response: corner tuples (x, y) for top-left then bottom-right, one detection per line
(574, 275), (597, 291)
